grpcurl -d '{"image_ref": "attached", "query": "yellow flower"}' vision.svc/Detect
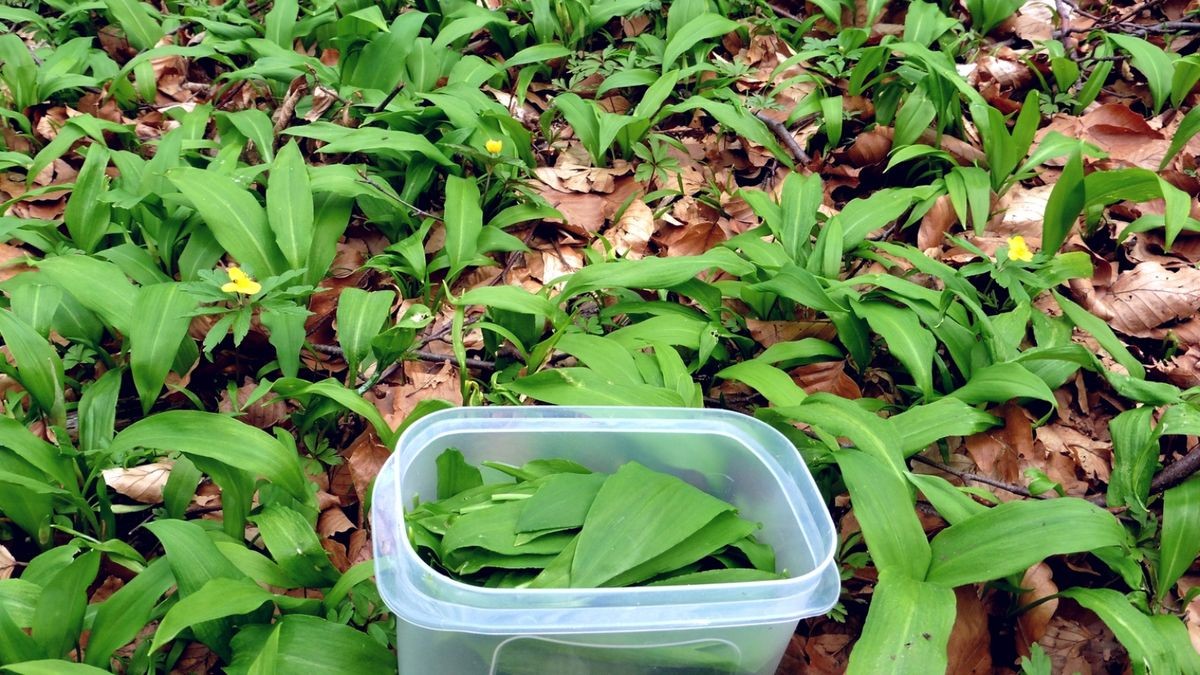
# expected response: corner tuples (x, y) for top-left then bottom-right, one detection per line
(485, 138), (503, 155)
(1007, 235), (1034, 262)
(221, 266), (262, 295)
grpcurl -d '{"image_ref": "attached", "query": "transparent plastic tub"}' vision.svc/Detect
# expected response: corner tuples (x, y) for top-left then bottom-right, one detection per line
(372, 407), (839, 675)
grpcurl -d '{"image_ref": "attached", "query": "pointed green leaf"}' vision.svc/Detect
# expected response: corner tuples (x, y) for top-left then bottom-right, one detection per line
(130, 283), (197, 414)
(168, 167), (287, 278)
(266, 141), (314, 271)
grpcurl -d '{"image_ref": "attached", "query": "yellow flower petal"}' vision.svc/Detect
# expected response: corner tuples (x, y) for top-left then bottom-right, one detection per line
(485, 138), (503, 154)
(1007, 235), (1034, 262)
(223, 267), (261, 294)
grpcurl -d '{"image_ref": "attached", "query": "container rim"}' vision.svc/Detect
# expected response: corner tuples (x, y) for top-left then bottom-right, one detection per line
(374, 406), (840, 632)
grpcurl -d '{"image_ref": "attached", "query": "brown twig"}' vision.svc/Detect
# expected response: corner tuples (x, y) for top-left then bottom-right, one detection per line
(1149, 441), (1200, 495)
(910, 454), (1041, 499)
(311, 343), (496, 372)
(754, 112), (812, 165)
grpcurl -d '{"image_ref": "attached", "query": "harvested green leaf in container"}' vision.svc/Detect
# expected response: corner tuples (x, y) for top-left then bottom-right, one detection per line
(406, 449), (782, 589)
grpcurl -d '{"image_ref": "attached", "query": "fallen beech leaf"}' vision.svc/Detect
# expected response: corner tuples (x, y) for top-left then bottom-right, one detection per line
(346, 430), (389, 507)
(371, 360), (463, 430)
(1156, 346), (1200, 388)
(1017, 562), (1059, 656)
(0, 545), (14, 580)
(1036, 423), (1111, 482)
(917, 193), (957, 249)
(318, 507), (356, 538)
(1100, 262), (1200, 337)
(606, 199), (655, 258)
(1179, 577), (1200, 654)
(746, 319), (838, 346)
(946, 586), (992, 674)
(0, 243), (32, 283)
(791, 360), (862, 399)
(102, 461), (173, 504)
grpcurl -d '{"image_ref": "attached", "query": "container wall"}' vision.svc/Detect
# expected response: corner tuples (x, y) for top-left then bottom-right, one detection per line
(397, 619), (798, 675)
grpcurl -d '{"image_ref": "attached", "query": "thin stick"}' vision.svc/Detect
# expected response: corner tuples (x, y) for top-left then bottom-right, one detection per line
(910, 454), (1040, 499)
(1150, 442), (1200, 495)
(754, 112), (812, 165)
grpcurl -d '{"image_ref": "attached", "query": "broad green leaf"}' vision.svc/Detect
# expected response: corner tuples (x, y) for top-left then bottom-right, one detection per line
(336, 288), (395, 375)
(436, 448), (483, 500)
(835, 449), (930, 580)
(1157, 476), (1200, 600)
(553, 93), (602, 164)
(661, 14), (739, 71)
(84, 558), (174, 667)
(285, 123), (453, 167)
(62, 144), (110, 253)
(227, 615), (397, 675)
(1041, 149), (1089, 254)
(266, 141), (315, 271)
(516, 472), (608, 533)
(1161, 106), (1200, 171)
(505, 43), (571, 67)
(260, 307), (306, 379)
(10, 284), (60, 339)
(560, 248), (754, 298)
(716, 360), (807, 406)
(249, 505), (339, 587)
(893, 86), (935, 148)
(443, 175), (484, 278)
(168, 168), (287, 278)
(144, 519), (248, 657)
(906, 473), (988, 525)
(0, 310), (65, 425)
(1052, 290), (1145, 379)
(846, 572), (955, 675)
(322, 560), (377, 611)
(1107, 33), (1174, 112)
(272, 378), (395, 447)
(570, 463), (735, 587)
(31, 551), (99, 658)
(35, 255), (137, 334)
(854, 300), (935, 397)
(150, 578), (282, 654)
(104, 0), (163, 50)
(222, 109), (275, 163)
(948, 362), (1056, 407)
(889, 398), (999, 456)
(1151, 614), (1200, 675)
(552, 333), (641, 385)
(837, 188), (919, 247)
(3, 662), (112, 675)
(130, 283), (196, 414)
(1107, 406), (1161, 512)
(779, 393), (905, 476)
(1059, 588), (1177, 674)
(110, 411), (311, 504)
(264, 0), (298, 48)
(507, 368), (686, 407)
(457, 285), (565, 326)
(926, 498), (1127, 587)
(603, 510), (756, 587)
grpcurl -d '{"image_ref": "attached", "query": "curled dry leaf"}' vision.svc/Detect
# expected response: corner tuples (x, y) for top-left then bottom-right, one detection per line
(1179, 577), (1200, 654)
(791, 360), (862, 399)
(371, 360), (463, 430)
(746, 319), (838, 346)
(0, 545), (14, 580)
(917, 193), (957, 250)
(1038, 600), (1125, 673)
(1017, 562), (1059, 657)
(1156, 346), (1200, 389)
(102, 461), (174, 504)
(1093, 262), (1200, 338)
(605, 199), (655, 259)
(946, 586), (992, 674)
(1035, 423), (1112, 482)
(346, 429), (390, 508)
(318, 506), (356, 538)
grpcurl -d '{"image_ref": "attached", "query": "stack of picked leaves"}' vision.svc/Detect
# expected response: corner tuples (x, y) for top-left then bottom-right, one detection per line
(405, 450), (781, 588)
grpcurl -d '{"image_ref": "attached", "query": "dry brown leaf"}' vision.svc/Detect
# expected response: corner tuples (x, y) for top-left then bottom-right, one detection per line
(102, 461), (173, 504)
(1017, 562), (1059, 656)
(946, 586), (992, 674)
(1095, 262), (1200, 337)
(0, 545), (14, 580)
(318, 507), (356, 538)
(605, 198), (655, 258)
(964, 404), (1027, 496)
(747, 319), (838, 346)
(217, 381), (288, 429)
(323, 538), (351, 573)
(1010, 0), (1056, 42)
(791, 360), (862, 399)
(171, 642), (219, 675)
(1036, 423), (1111, 482)
(1038, 600), (1125, 674)
(1180, 577), (1200, 654)
(1157, 346), (1200, 389)
(917, 193), (957, 250)
(0, 243), (32, 283)
(371, 360), (463, 430)
(348, 529), (372, 565)
(346, 429), (389, 508)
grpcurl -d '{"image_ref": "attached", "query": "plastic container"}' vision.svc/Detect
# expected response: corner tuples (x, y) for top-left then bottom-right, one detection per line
(372, 407), (839, 675)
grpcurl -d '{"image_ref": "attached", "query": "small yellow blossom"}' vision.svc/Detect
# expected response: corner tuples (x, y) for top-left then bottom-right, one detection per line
(1006, 235), (1034, 262)
(221, 266), (262, 295)
(485, 138), (503, 154)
